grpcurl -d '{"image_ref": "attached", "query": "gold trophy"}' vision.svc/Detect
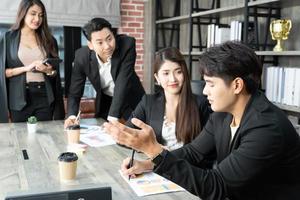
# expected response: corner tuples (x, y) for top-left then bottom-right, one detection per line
(270, 19), (292, 52)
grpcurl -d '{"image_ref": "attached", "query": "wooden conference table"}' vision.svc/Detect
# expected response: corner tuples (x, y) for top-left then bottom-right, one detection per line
(0, 119), (198, 200)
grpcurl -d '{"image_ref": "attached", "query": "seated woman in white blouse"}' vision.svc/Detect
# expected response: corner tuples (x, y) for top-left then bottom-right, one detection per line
(125, 47), (212, 174)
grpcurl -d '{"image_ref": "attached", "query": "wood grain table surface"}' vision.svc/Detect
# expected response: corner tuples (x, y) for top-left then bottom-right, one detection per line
(0, 118), (198, 200)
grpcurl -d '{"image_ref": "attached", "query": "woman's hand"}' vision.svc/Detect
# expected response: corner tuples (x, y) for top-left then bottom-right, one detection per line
(5, 60), (51, 78)
(33, 60), (53, 74)
(103, 118), (164, 159)
(25, 62), (38, 72)
(121, 157), (154, 178)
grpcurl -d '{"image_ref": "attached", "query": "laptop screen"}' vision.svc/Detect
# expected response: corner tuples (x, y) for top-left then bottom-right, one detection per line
(5, 186), (112, 200)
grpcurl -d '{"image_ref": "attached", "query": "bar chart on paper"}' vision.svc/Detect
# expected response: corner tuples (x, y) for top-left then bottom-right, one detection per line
(119, 170), (185, 196)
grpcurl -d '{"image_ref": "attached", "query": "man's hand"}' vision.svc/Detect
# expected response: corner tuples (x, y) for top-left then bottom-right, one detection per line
(103, 118), (163, 158)
(121, 158), (154, 178)
(64, 115), (79, 129)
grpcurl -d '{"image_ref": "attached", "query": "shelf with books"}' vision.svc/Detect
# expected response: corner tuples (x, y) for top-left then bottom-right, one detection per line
(255, 51), (300, 56)
(181, 50), (300, 56)
(155, 0), (300, 117)
(263, 63), (300, 118)
(181, 51), (203, 56)
(156, 0), (280, 24)
(155, 0), (283, 72)
(192, 0), (280, 18)
(273, 103), (300, 117)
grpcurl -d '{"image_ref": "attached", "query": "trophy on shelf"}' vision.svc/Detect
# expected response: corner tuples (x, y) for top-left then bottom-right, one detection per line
(270, 19), (292, 52)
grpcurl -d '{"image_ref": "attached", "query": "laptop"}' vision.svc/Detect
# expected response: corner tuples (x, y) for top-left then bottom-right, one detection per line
(5, 185), (111, 200)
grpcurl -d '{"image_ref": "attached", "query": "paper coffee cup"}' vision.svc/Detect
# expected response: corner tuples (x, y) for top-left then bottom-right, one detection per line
(58, 152), (78, 181)
(66, 125), (80, 144)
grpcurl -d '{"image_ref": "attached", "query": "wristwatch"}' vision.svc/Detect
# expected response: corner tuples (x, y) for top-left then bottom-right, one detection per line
(46, 70), (57, 76)
(151, 149), (168, 166)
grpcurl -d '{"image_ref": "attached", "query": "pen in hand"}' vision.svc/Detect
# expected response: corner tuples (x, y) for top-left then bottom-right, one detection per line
(75, 110), (81, 123)
(128, 150), (136, 180)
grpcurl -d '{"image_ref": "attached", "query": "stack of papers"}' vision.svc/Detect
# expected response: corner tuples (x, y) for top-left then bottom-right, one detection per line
(80, 125), (116, 147)
(119, 171), (185, 196)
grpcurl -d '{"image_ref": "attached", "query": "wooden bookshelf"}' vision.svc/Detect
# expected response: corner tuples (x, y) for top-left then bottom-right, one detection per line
(273, 103), (300, 117)
(255, 51), (300, 56)
(156, 0), (280, 24)
(155, 0), (300, 117)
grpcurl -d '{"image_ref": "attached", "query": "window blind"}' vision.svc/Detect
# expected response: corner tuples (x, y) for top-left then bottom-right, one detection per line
(0, 0), (120, 27)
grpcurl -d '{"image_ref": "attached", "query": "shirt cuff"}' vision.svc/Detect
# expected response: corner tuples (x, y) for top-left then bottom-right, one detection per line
(107, 116), (119, 122)
(68, 115), (77, 119)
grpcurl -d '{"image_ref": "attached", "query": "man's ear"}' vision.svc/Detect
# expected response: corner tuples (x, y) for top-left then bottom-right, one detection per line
(233, 77), (244, 94)
(87, 41), (94, 50)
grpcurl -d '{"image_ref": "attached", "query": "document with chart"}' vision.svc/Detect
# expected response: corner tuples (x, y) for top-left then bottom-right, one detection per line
(80, 124), (116, 147)
(119, 170), (185, 196)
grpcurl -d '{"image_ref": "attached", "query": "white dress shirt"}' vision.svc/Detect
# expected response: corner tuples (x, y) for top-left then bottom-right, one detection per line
(68, 55), (118, 122)
(96, 55), (118, 121)
(96, 55), (115, 97)
(230, 125), (239, 142)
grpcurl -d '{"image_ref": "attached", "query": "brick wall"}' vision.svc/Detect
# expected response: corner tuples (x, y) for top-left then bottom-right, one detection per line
(118, 0), (145, 81)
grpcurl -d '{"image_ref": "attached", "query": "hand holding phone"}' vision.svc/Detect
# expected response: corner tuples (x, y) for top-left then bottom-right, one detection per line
(43, 58), (63, 67)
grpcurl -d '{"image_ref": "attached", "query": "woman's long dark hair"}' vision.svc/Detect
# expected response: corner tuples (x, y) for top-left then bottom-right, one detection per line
(154, 47), (201, 144)
(11, 0), (57, 57)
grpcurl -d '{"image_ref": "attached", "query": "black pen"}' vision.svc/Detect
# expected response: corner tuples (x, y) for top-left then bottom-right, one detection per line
(128, 113), (137, 180)
(128, 149), (135, 180)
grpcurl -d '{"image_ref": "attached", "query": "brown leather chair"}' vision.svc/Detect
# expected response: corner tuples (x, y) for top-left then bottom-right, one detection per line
(64, 98), (96, 119)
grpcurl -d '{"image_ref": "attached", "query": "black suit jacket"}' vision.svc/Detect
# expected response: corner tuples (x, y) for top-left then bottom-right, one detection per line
(126, 90), (212, 144)
(154, 90), (300, 200)
(67, 35), (145, 119)
(0, 30), (65, 122)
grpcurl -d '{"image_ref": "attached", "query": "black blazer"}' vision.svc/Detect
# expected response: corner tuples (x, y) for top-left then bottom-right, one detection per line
(154, 90), (300, 200)
(0, 30), (65, 122)
(126, 90), (212, 144)
(67, 35), (145, 119)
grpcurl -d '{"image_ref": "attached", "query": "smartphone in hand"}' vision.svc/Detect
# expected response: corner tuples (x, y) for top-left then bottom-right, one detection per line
(43, 58), (63, 67)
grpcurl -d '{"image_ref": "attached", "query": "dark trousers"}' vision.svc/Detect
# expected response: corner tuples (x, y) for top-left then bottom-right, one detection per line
(99, 93), (112, 119)
(98, 92), (132, 120)
(10, 82), (53, 122)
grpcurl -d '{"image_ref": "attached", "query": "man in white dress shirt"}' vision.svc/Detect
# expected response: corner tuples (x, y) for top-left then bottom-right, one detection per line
(64, 18), (144, 127)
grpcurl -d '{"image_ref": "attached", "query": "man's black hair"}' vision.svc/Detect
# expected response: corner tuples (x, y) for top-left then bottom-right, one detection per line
(82, 18), (115, 41)
(199, 41), (262, 94)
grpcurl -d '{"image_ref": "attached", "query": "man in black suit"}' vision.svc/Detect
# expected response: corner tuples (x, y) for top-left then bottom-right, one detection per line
(104, 42), (300, 200)
(65, 18), (144, 127)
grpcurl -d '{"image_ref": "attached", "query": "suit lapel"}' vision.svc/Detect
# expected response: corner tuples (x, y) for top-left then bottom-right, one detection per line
(11, 31), (24, 67)
(111, 42), (121, 80)
(217, 114), (233, 162)
(151, 93), (165, 143)
(89, 51), (101, 89)
(229, 92), (257, 152)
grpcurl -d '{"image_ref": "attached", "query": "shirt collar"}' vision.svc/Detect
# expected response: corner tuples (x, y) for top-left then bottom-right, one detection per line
(96, 54), (111, 66)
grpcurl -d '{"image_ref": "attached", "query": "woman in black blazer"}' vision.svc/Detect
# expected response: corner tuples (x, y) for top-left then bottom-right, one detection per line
(127, 47), (211, 149)
(124, 47), (212, 176)
(0, 0), (64, 122)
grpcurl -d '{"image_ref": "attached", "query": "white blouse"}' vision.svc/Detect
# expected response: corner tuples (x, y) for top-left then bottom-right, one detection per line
(161, 116), (183, 151)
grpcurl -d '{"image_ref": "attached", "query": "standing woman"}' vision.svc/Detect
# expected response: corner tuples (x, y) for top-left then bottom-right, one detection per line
(0, 0), (64, 122)
(127, 47), (211, 150)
